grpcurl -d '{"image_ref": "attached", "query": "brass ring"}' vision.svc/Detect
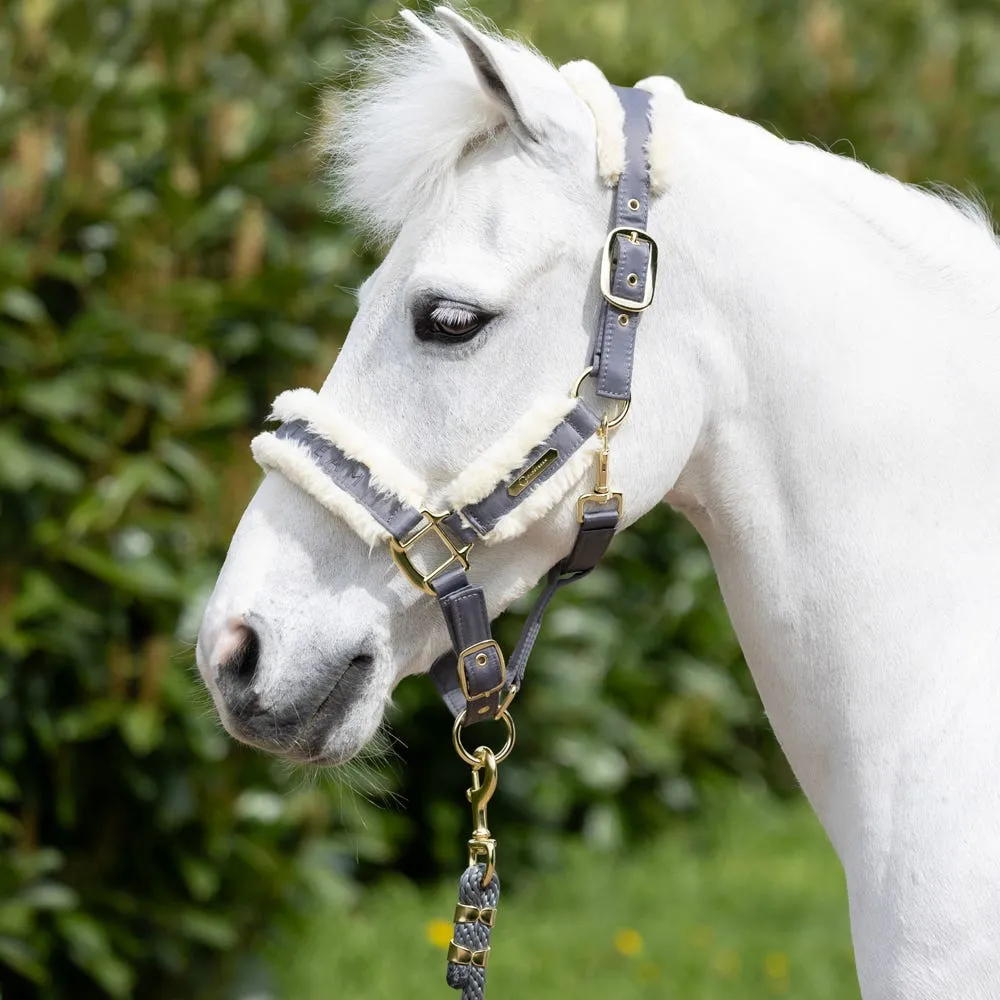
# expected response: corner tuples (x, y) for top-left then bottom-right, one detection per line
(571, 366), (630, 428)
(452, 709), (516, 766)
(571, 365), (594, 398)
(605, 397), (630, 428)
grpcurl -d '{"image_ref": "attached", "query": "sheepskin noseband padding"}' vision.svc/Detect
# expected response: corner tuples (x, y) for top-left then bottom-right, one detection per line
(250, 388), (600, 546)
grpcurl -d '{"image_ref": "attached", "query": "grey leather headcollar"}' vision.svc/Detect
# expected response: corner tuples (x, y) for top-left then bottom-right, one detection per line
(592, 87), (656, 400)
(261, 88), (656, 726)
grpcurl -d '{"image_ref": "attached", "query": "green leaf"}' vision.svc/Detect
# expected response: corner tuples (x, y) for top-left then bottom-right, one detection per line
(17, 882), (78, 911)
(17, 373), (102, 422)
(0, 935), (48, 984)
(1, 288), (45, 325)
(0, 428), (84, 493)
(53, 702), (121, 743)
(118, 704), (164, 756)
(58, 912), (135, 998)
(173, 909), (237, 949)
(59, 543), (181, 599)
(179, 857), (220, 903)
(0, 770), (20, 801)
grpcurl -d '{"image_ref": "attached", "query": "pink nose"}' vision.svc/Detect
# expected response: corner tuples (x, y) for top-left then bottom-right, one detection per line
(207, 618), (262, 709)
(210, 618), (256, 675)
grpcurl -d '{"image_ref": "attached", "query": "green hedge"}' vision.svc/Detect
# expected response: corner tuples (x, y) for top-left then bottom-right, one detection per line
(1, 0), (996, 996)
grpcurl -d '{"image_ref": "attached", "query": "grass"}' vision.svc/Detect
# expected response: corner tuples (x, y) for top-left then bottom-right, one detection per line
(268, 791), (860, 999)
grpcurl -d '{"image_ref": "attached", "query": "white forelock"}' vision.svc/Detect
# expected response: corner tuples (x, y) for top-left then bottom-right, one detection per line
(322, 12), (690, 240)
(322, 14), (542, 241)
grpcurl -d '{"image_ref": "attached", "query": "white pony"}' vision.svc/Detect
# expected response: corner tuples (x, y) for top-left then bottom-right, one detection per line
(197, 8), (1000, 997)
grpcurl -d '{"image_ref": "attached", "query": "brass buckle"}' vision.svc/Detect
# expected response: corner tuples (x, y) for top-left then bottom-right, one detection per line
(457, 640), (506, 705)
(600, 227), (658, 312)
(576, 491), (624, 522)
(389, 510), (473, 595)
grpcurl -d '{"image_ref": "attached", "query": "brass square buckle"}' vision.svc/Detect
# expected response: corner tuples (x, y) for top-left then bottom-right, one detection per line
(576, 491), (624, 522)
(600, 227), (658, 312)
(458, 639), (506, 706)
(389, 511), (473, 595)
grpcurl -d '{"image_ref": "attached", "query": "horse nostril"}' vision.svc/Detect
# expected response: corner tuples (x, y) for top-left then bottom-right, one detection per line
(350, 652), (374, 672)
(225, 626), (260, 683)
(214, 621), (262, 712)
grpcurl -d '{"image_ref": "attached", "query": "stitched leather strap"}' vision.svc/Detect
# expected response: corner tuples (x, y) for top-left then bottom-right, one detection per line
(432, 567), (506, 726)
(429, 505), (618, 722)
(458, 400), (600, 536)
(591, 87), (655, 401)
(275, 421), (428, 540)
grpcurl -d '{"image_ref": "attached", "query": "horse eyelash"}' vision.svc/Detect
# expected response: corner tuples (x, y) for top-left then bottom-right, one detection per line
(430, 304), (479, 328)
(413, 297), (492, 343)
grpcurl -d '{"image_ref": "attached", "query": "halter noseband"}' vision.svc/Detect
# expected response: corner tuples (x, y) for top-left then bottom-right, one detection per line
(252, 87), (657, 729)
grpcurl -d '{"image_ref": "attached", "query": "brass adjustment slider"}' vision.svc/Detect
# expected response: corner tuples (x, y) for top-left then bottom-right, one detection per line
(576, 418), (624, 522)
(389, 510), (473, 595)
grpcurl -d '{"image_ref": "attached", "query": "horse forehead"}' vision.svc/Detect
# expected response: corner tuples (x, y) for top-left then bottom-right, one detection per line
(400, 179), (585, 286)
(427, 146), (583, 242)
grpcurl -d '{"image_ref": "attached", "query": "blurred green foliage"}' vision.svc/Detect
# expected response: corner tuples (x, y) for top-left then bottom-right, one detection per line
(0, 0), (996, 996)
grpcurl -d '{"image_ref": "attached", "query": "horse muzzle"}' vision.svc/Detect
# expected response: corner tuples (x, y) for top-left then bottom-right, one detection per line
(200, 617), (375, 764)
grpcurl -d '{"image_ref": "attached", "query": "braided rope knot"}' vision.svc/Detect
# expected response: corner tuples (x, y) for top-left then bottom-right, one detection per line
(445, 863), (500, 999)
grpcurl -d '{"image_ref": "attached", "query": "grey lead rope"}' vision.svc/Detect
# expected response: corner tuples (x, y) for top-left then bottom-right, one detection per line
(446, 864), (500, 999)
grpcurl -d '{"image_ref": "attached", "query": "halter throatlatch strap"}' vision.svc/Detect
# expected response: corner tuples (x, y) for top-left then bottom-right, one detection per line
(591, 86), (656, 401)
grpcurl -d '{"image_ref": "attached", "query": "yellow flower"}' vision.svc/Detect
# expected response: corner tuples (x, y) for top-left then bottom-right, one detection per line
(714, 948), (742, 979)
(425, 919), (453, 950)
(637, 961), (661, 983)
(764, 952), (790, 979)
(688, 924), (715, 949)
(613, 928), (644, 957)
(764, 951), (790, 992)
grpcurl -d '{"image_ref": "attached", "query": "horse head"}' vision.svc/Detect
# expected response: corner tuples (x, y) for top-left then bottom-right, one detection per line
(195, 9), (698, 764)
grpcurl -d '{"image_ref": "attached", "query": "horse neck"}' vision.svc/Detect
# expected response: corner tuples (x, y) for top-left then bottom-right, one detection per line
(657, 106), (1000, 994)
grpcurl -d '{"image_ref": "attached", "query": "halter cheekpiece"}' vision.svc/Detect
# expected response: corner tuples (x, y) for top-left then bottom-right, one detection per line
(252, 86), (657, 997)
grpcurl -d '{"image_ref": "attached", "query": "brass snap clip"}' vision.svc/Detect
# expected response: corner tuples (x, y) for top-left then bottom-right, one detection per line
(467, 746), (499, 886)
(576, 417), (624, 522)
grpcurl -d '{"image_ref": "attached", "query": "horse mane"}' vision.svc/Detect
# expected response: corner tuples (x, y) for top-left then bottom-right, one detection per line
(321, 16), (533, 242)
(324, 13), (999, 290)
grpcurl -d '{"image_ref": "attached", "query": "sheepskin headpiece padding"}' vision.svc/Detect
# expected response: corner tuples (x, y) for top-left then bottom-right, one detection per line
(559, 60), (625, 185)
(560, 60), (686, 196)
(635, 75), (686, 195)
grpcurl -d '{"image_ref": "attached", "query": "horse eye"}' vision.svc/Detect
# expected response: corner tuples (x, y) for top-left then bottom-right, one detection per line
(415, 300), (487, 344)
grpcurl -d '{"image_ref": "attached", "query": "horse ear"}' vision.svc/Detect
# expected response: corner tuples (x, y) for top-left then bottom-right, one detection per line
(434, 7), (540, 144)
(399, 9), (451, 53)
